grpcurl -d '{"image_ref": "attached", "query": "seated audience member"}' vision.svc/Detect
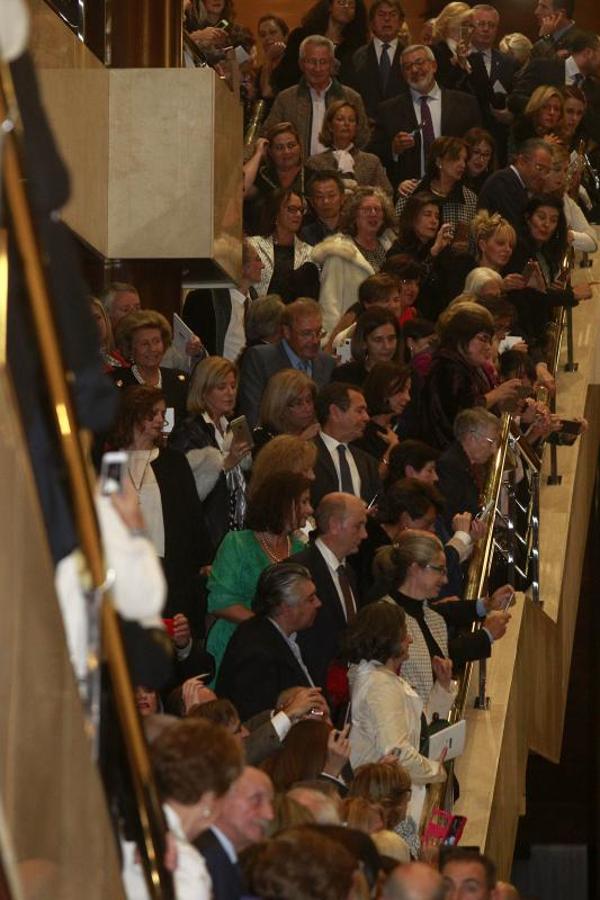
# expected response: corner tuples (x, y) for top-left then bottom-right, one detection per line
(381, 254), (423, 325)
(109, 386), (210, 631)
(311, 382), (381, 507)
(545, 143), (598, 253)
(388, 192), (472, 322)
(382, 862), (445, 900)
(509, 85), (565, 156)
(238, 298), (336, 427)
(170, 357), (251, 552)
(332, 308), (402, 388)
(503, 193), (592, 355)
(272, 1), (368, 93)
(267, 793), (315, 833)
(300, 171), (346, 246)
(498, 32), (532, 70)
(396, 137), (478, 238)
(206, 472), (312, 677)
(307, 100), (393, 195)
(253, 369), (318, 452)
(386, 439), (440, 488)
(122, 718), (243, 900)
(348, 0), (408, 121)
(307, 824), (383, 896)
(470, 210), (520, 288)
(477, 138), (552, 228)
(463, 267), (504, 299)
(287, 784), (343, 823)
(194, 766), (275, 900)
(113, 310), (189, 428)
(313, 187), (398, 337)
(508, 30), (600, 145)
(254, 14), (290, 109)
(368, 43), (481, 192)
(181, 240), (264, 360)
(561, 84), (587, 150)
(242, 294), (286, 355)
(90, 297), (121, 371)
(243, 123), (309, 233)
(262, 35), (370, 159)
(353, 362), (411, 463)
(291, 492), (367, 688)
(342, 797), (386, 835)
(249, 434), (318, 498)
(419, 303), (521, 449)
(217, 562), (322, 720)
(463, 128), (497, 195)
(248, 189), (316, 303)
(348, 762), (418, 858)
(328, 271), (404, 355)
(430, 2), (474, 92)
(241, 826), (362, 900)
(440, 848), (499, 900)
(262, 719), (351, 791)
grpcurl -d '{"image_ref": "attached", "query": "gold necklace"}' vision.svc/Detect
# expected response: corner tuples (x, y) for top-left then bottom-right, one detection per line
(128, 450), (154, 497)
(256, 532), (290, 562)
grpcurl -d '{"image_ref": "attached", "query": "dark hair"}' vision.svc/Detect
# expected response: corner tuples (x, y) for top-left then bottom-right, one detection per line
(476, 294), (516, 325)
(257, 13), (290, 37)
(524, 193), (568, 267)
(245, 471), (312, 534)
(188, 698), (239, 728)
(351, 306), (402, 365)
(109, 385), (166, 448)
(397, 191), (442, 247)
(301, 0), (368, 47)
(315, 382), (362, 426)
(515, 136), (552, 159)
(261, 188), (304, 236)
(561, 84), (587, 107)
(440, 848), (497, 890)
(252, 561), (313, 616)
(262, 720), (331, 789)
(438, 305), (495, 353)
(358, 272), (400, 308)
(304, 824), (382, 893)
(363, 362), (411, 415)
(463, 126), (497, 173)
(382, 252), (424, 282)
(567, 28), (598, 54)
(386, 439), (439, 485)
(402, 317), (436, 362)
(369, 0), (405, 22)
(340, 599), (406, 663)
(376, 477), (443, 524)
(307, 169), (346, 197)
(424, 136), (468, 183)
(499, 349), (537, 382)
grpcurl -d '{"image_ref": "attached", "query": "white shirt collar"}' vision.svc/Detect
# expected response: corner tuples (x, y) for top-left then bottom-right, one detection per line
(210, 826), (238, 864)
(565, 55), (581, 80)
(309, 80), (332, 99)
(315, 536), (344, 570)
(509, 164), (526, 189)
(373, 35), (398, 54)
(319, 428), (347, 454)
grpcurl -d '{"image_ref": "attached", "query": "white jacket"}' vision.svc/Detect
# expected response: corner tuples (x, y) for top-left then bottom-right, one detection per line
(562, 194), (598, 254)
(248, 234), (314, 297)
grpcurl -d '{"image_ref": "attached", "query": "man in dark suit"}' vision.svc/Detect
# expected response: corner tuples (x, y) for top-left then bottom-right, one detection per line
(530, 0), (578, 60)
(348, 0), (407, 120)
(508, 30), (600, 142)
(195, 767), (274, 900)
(291, 493), (367, 688)
(217, 562), (323, 721)
(311, 382), (382, 508)
(369, 43), (481, 189)
(477, 138), (553, 228)
(238, 298), (336, 426)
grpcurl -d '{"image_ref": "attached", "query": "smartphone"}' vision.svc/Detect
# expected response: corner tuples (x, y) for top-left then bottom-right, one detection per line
(229, 414), (254, 448)
(501, 590), (515, 612)
(410, 122), (425, 139)
(100, 451), (128, 496)
(522, 261), (536, 281)
(338, 337), (353, 364)
(515, 384), (532, 400)
(215, 18), (230, 30)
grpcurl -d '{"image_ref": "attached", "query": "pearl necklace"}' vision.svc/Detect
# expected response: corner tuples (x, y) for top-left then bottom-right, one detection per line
(131, 364), (162, 389)
(256, 532), (291, 563)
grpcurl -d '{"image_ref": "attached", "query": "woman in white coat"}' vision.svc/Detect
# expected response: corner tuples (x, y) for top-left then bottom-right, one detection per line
(311, 186), (397, 337)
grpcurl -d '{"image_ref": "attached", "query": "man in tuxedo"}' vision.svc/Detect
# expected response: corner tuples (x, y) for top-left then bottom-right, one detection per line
(216, 562), (322, 720)
(468, 5), (519, 163)
(508, 30), (600, 142)
(531, 0), (578, 60)
(291, 493), (367, 688)
(195, 767), (274, 900)
(348, 0), (407, 121)
(311, 382), (381, 508)
(477, 138), (553, 228)
(369, 43), (481, 190)
(238, 298), (336, 426)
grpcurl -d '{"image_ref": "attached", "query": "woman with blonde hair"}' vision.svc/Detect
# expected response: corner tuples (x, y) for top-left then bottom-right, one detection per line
(470, 210), (527, 294)
(347, 761), (420, 857)
(509, 85), (564, 156)
(545, 142), (598, 253)
(170, 356), (251, 553)
(249, 434), (318, 499)
(498, 32), (532, 70)
(254, 369), (318, 451)
(307, 100), (392, 195)
(89, 296), (121, 371)
(431, 1), (473, 90)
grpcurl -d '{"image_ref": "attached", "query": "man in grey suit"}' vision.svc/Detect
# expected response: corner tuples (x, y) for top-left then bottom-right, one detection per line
(238, 298), (336, 426)
(262, 35), (370, 159)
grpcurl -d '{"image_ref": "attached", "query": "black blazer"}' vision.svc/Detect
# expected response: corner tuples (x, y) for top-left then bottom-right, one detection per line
(217, 616), (312, 721)
(477, 166), (529, 229)
(349, 41), (406, 120)
(311, 434), (382, 509)
(467, 49), (519, 164)
(435, 441), (481, 526)
(112, 366), (188, 430)
(369, 86), (481, 188)
(291, 542), (360, 690)
(194, 829), (242, 900)
(182, 288), (232, 357)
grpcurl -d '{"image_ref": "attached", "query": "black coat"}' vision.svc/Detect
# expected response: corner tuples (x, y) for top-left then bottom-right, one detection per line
(217, 616), (312, 721)
(467, 48), (519, 164)
(182, 288), (232, 357)
(348, 41), (406, 120)
(194, 829), (243, 900)
(435, 441), (481, 526)
(291, 542), (360, 690)
(477, 166), (530, 231)
(112, 367), (188, 430)
(419, 350), (492, 451)
(369, 86), (481, 189)
(311, 434), (382, 508)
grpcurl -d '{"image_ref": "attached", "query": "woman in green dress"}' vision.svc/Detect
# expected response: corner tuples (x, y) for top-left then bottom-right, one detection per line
(206, 471), (313, 677)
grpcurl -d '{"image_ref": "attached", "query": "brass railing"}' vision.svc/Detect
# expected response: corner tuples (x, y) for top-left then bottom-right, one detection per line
(0, 59), (173, 900)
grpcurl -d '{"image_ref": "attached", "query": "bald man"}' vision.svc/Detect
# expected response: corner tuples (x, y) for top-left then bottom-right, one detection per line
(382, 862), (446, 900)
(291, 492), (368, 688)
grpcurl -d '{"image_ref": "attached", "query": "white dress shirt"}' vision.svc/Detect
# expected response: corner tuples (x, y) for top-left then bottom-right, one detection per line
(409, 82), (442, 176)
(373, 35), (398, 66)
(309, 80), (332, 156)
(315, 537), (357, 621)
(222, 288), (247, 362)
(564, 55), (582, 85)
(319, 429), (362, 496)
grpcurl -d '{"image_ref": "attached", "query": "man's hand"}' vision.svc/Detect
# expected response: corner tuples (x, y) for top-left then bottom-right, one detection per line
(323, 724), (351, 777)
(392, 131), (416, 154)
(538, 12), (562, 37)
(185, 335), (205, 357)
(172, 613), (192, 649)
(452, 511), (472, 534)
(483, 609), (511, 640)
(281, 686), (329, 722)
(485, 584), (514, 611)
(181, 676), (216, 713)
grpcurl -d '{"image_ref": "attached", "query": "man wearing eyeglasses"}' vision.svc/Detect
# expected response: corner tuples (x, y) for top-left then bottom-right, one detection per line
(238, 298), (336, 426)
(347, 0), (408, 120)
(369, 43), (481, 190)
(477, 137), (553, 229)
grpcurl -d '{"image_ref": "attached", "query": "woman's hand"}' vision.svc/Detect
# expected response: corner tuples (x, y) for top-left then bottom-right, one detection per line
(430, 222), (454, 257)
(181, 676), (215, 714)
(265, 41), (286, 63)
(224, 438), (252, 470)
(298, 422), (321, 441)
(398, 178), (419, 197)
(502, 273), (527, 292)
(535, 363), (556, 395)
(190, 26), (228, 47)
(252, 136), (270, 160)
(323, 724), (351, 778)
(485, 378), (523, 407)
(572, 282), (595, 301)
(172, 613), (192, 649)
(432, 656), (453, 690)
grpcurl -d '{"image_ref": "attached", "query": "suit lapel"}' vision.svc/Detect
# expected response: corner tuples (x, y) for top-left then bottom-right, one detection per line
(314, 434), (338, 490)
(265, 619), (310, 684)
(310, 543), (348, 628)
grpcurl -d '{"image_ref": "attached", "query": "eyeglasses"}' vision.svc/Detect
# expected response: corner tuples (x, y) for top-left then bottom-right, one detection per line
(424, 563), (447, 575)
(470, 431), (498, 446)
(402, 57), (431, 70)
(284, 205), (304, 215)
(358, 205), (383, 215)
(470, 148), (493, 160)
(473, 332), (492, 344)
(295, 328), (326, 339)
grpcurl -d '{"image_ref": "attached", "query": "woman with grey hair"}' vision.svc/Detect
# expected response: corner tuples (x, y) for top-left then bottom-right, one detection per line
(312, 186), (397, 337)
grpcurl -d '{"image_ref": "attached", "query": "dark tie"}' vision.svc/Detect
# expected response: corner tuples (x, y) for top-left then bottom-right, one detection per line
(419, 95), (435, 165)
(337, 564), (357, 621)
(379, 42), (391, 90)
(337, 444), (355, 495)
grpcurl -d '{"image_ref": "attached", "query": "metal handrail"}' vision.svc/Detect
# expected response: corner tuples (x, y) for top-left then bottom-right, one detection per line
(0, 60), (173, 900)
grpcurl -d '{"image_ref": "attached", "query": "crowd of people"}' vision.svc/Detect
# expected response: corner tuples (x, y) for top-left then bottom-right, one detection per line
(70, 1), (600, 898)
